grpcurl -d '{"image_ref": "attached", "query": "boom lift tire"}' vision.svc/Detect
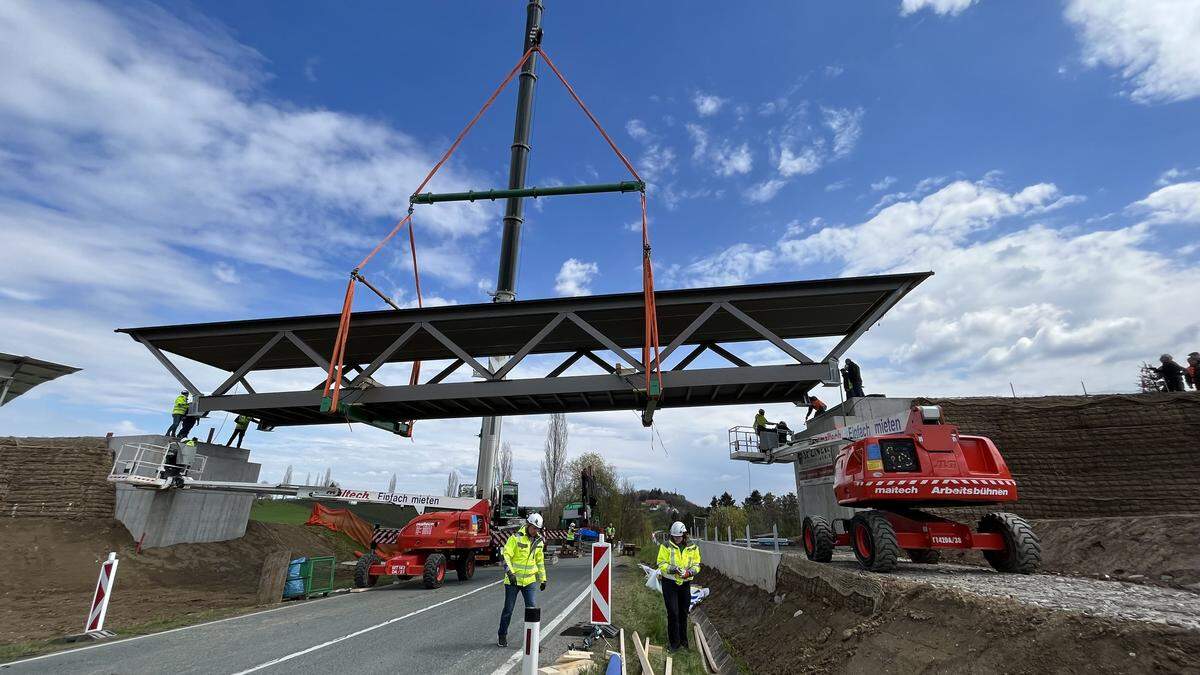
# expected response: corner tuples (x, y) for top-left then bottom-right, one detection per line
(802, 516), (835, 563)
(906, 549), (941, 564)
(979, 512), (1041, 574)
(851, 511), (900, 572)
(455, 554), (476, 581)
(424, 553), (448, 589)
(355, 552), (380, 588)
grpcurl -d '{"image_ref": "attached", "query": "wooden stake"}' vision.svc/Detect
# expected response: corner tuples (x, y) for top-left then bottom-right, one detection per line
(664, 657), (673, 675)
(631, 631), (655, 675)
(620, 629), (627, 675)
(693, 625), (716, 674)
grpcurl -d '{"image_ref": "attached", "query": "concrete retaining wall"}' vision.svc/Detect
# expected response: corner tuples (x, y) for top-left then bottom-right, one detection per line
(697, 540), (782, 593)
(108, 435), (260, 548)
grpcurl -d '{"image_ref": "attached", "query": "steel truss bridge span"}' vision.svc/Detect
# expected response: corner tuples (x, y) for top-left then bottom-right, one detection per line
(118, 272), (929, 430)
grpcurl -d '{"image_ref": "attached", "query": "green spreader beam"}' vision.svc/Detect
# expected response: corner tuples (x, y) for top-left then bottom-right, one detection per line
(410, 180), (644, 205)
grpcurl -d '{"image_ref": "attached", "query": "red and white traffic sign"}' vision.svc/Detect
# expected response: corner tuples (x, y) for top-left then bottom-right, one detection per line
(86, 552), (119, 633)
(590, 541), (611, 625)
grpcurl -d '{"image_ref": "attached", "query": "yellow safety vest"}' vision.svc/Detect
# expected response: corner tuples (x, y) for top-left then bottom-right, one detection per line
(235, 415), (251, 430)
(754, 413), (768, 429)
(502, 527), (546, 587)
(566, 528), (575, 542)
(172, 395), (188, 415)
(657, 540), (701, 585)
(605, 527), (615, 539)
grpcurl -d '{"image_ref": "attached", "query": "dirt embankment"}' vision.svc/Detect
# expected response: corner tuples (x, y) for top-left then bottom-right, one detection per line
(938, 514), (1200, 591)
(699, 558), (1200, 674)
(0, 517), (353, 644)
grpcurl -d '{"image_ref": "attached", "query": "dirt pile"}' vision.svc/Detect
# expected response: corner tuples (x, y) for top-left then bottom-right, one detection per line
(939, 514), (1200, 590)
(0, 437), (114, 518)
(918, 393), (1200, 520)
(0, 517), (354, 644)
(699, 557), (1200, 674)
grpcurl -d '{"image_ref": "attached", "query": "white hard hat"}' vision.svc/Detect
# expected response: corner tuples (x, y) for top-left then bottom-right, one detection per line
(526, 513), (543, 528)
(670, 521), (687, 537)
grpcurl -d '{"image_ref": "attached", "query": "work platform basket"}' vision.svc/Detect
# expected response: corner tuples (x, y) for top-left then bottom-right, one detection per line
(284, 556), (336, 599)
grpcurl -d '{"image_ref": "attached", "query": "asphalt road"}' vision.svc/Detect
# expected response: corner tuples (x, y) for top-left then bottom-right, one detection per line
(2, 557), (594, 675)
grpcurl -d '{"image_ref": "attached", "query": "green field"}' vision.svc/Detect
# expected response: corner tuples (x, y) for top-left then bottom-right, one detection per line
(250, 498), (416, 528)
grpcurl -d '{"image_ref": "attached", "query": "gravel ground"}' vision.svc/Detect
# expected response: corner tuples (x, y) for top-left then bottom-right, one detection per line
(806, 551), (1200, 631)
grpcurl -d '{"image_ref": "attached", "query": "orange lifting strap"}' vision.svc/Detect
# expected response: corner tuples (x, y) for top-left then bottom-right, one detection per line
(321, 46), (664, 428)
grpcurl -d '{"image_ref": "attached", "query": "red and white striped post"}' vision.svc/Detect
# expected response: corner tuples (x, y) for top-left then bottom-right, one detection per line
(591, 537), (612, 625)
(85, 552), (119, 634)
(521, 606), (541, 675)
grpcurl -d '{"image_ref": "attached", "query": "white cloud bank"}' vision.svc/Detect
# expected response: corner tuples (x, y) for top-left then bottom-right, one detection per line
(1064, 0), (1200, 104)
(900, 0), (979, 17)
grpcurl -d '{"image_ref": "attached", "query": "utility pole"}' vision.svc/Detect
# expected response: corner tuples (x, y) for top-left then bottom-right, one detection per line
(476, 0), (544, 499)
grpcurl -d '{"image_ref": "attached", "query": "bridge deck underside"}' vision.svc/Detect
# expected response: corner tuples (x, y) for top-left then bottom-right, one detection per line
(118, 272), (930, 425)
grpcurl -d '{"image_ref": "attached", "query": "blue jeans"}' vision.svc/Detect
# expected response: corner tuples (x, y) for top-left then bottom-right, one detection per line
(497, 583), (537, 637)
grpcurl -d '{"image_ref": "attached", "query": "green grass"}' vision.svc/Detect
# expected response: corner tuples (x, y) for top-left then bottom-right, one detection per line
(250, 498), (313, 525)
(611, 559), (709, 675)
(0, 604), (266, 663)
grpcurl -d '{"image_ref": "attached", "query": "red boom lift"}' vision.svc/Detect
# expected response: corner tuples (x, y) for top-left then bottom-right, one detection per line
(354, 499), (494, 589)
(801, 405), (1041, 573)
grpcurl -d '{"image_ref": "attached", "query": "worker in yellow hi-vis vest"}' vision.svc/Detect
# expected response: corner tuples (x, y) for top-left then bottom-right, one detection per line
(497, 513), (546, 648)
(226, 414), (255, 448)
(166, 391), (189, 437)
(657, 521), (701, 653)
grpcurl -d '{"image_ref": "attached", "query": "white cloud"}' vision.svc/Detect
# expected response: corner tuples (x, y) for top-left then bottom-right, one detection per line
(900, 0), (979, 16)
(554, 258), (599, 296)
(1156, 166), (1199, 186)
(692, 91), (727, 117)
(669, 176), (1199, 397)
(1064, 0), (1200, 104)
(744, 178), (788, 204)
(213, 261), (239, 284)
(824, 65), (845, 78)
(778, 145), (823, 177)
(712, 142), (753, 176)
(684, 123), (709, 160)
(823, 107), (864, 158)
(626, 118), (653, 142)
(1132, 181), (1200, 224)
(871, 176), (898, 191)
(825, 179), (850, 192)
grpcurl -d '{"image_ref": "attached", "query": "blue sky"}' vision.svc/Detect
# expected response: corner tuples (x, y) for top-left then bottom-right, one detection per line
(1, 0), (1198, 507)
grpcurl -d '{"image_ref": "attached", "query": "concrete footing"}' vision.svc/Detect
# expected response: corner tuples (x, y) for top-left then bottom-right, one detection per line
(106, 435), (260, 548)
(696, 541), (782, 593)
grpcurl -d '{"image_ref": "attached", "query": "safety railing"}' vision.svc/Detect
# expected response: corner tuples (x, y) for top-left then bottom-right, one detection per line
(107, 442), (207, 486)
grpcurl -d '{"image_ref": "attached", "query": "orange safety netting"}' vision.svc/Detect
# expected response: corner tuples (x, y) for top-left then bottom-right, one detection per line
(305, 502), (399, 556)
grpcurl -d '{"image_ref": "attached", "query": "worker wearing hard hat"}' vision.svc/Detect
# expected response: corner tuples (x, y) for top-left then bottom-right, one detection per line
(166, 391), (189, 437)
(805, 395), (827, 421)
(566, 522), (577, 545)
(226, 414), (254, 448)
(1155, 354), (1188, 392)
(605, 523), (616, 541)
(497, 512), (547, 648)
(657, 521), (701, 653)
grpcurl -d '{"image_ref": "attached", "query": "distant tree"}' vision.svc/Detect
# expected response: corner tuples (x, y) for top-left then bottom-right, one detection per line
(540, 413), (569, 518)
(445, 470), (459, 497)
(1139, 362), (1166, 392)
(743, 489), (764, 509)
(709, 505), (747, 538)
(500, 441), (514, 483)
(717, 491), (736, 508)
(710, 496), (718, 509)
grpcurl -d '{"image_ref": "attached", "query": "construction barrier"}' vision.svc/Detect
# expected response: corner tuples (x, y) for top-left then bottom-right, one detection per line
(85, 552), (119, 634)
(591, 539), (612, 625)
(695, 540), (782, 593)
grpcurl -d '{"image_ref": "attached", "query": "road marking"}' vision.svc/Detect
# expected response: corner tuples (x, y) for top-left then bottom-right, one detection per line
(232, 579), (504, 674)
(0, 592), (354, 668)
(490, 584), (592, 675)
